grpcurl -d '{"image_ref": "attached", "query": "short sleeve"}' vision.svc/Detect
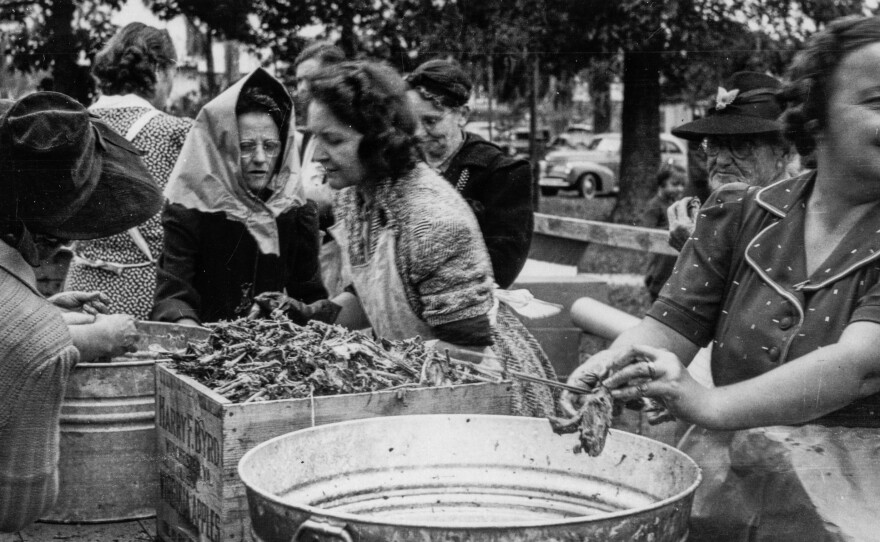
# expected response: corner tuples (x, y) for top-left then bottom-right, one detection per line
(647, 183), (752, 346)
(851, 277), (880, 324)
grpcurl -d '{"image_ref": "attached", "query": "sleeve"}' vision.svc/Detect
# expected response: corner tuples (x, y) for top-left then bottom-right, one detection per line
(473, 158), (534, 288)
(284, 201), (329, 304)
(433, 315), (494, 346)
(646, 183), (751, 346)
(407, 214), (495, 328)
(851, 276), (880, 324)
(0, 344), (78, 531)
(151, 202), (203, 323)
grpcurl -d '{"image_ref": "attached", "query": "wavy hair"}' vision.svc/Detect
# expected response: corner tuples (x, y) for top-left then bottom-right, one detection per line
(92, 22), (176, 99)
(779, 16), (880, 157)
(308, 61), (419, 182)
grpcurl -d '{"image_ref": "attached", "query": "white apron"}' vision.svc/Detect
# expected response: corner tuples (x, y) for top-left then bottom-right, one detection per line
(680, 424), (880, 541)
(327, 220), (436, 341)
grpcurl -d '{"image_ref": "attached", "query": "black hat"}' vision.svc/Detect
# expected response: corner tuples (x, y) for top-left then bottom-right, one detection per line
(0, 92), (162, 240)
(405, 59), (472, 108)
(671, 72), (784, 141)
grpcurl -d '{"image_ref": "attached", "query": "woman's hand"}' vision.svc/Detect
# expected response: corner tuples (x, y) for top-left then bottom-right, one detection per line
(601, 344), (709, 423)
(667, 197), (700, 251)
(558, 348), (620, 416)
(68, 313), (139, 362)
(49, 291), (111, 314)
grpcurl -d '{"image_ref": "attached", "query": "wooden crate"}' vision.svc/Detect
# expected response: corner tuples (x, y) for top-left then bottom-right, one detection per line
(154, 364), (513, 542)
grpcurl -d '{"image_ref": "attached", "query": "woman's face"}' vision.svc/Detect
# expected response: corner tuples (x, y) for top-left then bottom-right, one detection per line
(406, 90), (466, 164)
(819, 42), (880, 189)
(237, 112), (281, 195)
(307, 100), (365, 190)
(704, 135), (788, 189)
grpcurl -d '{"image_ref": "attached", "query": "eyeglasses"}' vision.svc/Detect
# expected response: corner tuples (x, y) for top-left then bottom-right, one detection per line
(702, 137), (756, 160)
(240, 139), (282, 158)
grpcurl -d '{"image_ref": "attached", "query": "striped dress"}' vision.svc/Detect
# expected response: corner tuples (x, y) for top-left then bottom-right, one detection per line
(64, 102), (192, 319)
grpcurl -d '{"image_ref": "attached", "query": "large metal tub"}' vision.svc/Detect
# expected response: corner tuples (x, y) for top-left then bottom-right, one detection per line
(42, 321), (210, 523)
(239, 414), (701, 541)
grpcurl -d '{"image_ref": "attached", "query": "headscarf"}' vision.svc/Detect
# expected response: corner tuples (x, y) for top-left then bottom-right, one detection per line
(164, 68), (303, 255)
(405, 59), (472, 109)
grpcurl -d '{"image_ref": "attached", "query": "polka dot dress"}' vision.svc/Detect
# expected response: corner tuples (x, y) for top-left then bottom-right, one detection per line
(64, 107), (192, 320)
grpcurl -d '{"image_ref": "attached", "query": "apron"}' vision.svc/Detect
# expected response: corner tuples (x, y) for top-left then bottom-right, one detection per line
(680, 424), (880, 542)
(327, 219), (436, 341)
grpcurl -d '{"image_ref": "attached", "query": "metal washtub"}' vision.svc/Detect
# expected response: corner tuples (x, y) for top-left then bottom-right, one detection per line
(239, 414), (701, 541)
(42, 321), (210, 523)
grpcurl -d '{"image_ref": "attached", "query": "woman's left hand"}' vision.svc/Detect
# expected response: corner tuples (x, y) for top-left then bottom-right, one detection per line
(601, 344), (706, 422)
(49, 291), (111, 315)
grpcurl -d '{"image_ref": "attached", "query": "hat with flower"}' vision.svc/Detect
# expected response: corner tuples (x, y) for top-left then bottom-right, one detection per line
(671, 71), (784, 140)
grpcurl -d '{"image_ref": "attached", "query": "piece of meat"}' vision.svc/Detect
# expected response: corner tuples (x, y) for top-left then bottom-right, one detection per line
(548, 385), (613, 457)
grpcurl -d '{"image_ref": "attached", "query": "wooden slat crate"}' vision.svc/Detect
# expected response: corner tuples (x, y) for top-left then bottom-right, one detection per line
(154, 364), (513, 542)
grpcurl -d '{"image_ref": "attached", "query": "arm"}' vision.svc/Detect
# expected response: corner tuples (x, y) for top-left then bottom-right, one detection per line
(473, 158), (533, 288)
(67, 313), (139, 362)
(151, 202), (203, 324)
(604, 321), (880, 430)
(284, 201), (329, 303)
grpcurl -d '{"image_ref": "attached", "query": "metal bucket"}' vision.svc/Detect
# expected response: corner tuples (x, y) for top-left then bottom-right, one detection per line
(239, 414), (702, 542)
(42, 321), (210, 523)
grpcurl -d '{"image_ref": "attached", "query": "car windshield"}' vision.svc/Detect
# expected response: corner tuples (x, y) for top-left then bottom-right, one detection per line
(587, 137), (620, 152)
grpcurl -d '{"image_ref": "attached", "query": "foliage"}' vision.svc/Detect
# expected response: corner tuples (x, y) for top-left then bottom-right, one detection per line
(0, 0), (122, 103)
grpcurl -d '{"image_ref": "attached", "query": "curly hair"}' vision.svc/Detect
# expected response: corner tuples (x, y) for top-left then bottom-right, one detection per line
(780, 16), (880, 157)
(92, 22), (176, 99)
(308, 60), (419, 182)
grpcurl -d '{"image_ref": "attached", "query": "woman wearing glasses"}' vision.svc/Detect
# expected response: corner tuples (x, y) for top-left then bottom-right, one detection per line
(405, 60), (533, 289)
(152, 68), (327, 325)
(666, 71), (799, 250)
(65, 23), (193, 320)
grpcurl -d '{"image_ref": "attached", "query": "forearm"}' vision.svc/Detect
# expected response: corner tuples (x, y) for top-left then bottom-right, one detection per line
(331, 291), (371, 330)
(695, 338), (880, 430)
(67, 324), (113, 362)
(610, 317), (699, 364)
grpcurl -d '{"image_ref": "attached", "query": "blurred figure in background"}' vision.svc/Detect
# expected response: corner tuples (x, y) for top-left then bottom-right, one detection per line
(405, 59), (533, 288)
(65, 22), (192, 320)
(642, 163), (686, 301)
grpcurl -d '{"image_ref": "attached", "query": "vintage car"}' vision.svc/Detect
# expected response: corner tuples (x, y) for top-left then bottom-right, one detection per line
(539, 132), (688, 198)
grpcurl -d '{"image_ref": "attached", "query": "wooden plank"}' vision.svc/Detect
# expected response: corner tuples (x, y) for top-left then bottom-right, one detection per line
(534, 212), (678, 256)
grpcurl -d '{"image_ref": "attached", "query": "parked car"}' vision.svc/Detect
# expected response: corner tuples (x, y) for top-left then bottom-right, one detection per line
(499, 126), (552, 161)
(539, 132), (688, 198)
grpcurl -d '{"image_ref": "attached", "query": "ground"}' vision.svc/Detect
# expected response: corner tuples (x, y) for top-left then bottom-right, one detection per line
(0, 519), (154, 542)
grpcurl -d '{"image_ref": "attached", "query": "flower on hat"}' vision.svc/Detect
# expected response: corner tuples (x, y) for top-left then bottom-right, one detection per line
(715, 87), (740, 110)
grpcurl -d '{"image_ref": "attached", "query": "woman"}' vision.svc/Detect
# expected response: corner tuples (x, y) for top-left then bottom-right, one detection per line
(64, 23), (192, 320)
(565, 16), (880, 541)
(256, 61), (556, 417)
(152, 68), (326, 325)
(405, 60), (533, 288)
(0, 92), (159, 531)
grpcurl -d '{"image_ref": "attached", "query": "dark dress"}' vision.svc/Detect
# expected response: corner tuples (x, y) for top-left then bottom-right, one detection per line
(151, 201), (327, 324)
(442, 132), (534, 288)
(642, 194), (678, 300)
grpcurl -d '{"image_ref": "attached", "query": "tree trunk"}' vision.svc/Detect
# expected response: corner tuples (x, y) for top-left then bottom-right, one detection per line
(487, 56), (494, 141)
(589, 66), (611, 134)
(205, 29), (218, 98)
(529, 52), (540, 209)
(45, 0), (78, 101)
(612, 49), (661, 225)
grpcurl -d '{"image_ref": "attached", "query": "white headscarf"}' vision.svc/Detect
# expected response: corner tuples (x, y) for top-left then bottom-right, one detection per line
(164, 68), (304, 255)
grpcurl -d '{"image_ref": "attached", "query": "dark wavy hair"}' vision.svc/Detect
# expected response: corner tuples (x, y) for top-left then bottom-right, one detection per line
(308, 61), (419, 182)
(236, 87), (286, 132)
(779, 16), (880, 157)
(294, 41), (346, 69)
(92, 22), (176, 99)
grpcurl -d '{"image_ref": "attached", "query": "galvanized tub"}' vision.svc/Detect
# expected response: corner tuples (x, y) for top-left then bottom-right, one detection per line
(239, 414), (702, 542)
(42, 321), (210, 523)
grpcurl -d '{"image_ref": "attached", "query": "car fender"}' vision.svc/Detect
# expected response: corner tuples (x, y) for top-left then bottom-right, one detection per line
(566, 161), (616, 191)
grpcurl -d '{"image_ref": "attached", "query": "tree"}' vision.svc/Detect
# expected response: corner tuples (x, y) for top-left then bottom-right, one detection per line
(1, 0), (121, 103)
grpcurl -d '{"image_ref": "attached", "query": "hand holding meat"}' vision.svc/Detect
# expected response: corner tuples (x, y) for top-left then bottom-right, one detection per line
(249, 292), (341, 325)
(600, 344), (709, 424)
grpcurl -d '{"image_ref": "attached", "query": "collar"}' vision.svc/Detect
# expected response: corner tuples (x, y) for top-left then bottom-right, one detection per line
(448, 131), (509, 169)
(0, 240), (40, 296)
(89, 93), (156, 111)
(750, 170), (880, 291)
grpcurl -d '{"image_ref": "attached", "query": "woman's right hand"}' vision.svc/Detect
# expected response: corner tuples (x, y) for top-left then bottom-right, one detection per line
(558, 348), (621, 416)
(93, 314), (140, 359)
